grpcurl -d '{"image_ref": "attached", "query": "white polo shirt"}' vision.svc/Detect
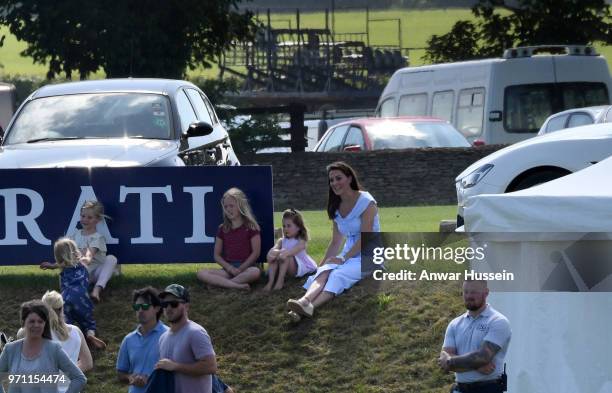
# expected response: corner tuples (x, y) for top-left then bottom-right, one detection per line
(443, 304), (511, 383)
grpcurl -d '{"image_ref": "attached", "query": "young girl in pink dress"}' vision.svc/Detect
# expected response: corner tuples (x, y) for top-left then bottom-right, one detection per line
(264, 209), (317, 291)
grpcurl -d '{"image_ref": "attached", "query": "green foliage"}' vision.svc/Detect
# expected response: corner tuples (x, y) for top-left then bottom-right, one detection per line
(190, 76), (288, 154)
(0, 0), (258, 79)
(424, 0), (612, 63)
(226, 113), (286, 154)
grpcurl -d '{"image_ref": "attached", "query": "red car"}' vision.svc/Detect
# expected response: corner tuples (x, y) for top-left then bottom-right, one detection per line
(313, 117), (471, 152)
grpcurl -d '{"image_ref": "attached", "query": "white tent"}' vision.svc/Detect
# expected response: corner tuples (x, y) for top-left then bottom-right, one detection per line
(463, 156), (612, 393)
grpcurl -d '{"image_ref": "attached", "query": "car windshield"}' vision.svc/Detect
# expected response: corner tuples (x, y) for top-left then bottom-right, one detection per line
(367, 121), (470, 149)
(5, 93), (172, 145)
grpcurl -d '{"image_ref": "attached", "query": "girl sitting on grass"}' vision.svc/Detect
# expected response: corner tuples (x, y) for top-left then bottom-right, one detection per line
(197, 188), (262, 290)
(41, 200), (118, 302)
(264, 208), (317, 291)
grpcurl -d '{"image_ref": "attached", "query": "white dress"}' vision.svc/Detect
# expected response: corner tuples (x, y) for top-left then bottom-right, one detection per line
(303, 191), (381, 295)
(72, 230), (107, 268)
(281, 237), (317, 277)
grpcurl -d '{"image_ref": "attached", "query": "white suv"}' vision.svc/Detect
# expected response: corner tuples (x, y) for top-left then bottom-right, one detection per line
(455, 123), (612, 226)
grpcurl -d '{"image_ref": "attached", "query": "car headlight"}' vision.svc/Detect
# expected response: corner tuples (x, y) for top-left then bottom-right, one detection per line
(459, 164), (494, 189)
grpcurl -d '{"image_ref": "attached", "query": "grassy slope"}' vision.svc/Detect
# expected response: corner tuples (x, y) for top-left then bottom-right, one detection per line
(0, 206), (464, 393)
(1, 9), (610, 77)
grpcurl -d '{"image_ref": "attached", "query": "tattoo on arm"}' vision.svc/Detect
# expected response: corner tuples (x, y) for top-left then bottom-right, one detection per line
(449, 341), (501, 371)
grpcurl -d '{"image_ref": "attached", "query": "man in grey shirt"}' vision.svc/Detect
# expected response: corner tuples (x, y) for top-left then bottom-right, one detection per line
(438, 280), (511, 393)
(155, 284), (217, 393)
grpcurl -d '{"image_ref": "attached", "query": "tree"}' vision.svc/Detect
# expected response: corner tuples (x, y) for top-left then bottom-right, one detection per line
(0, 0), (257, 79)
(424, 0), (612, 63)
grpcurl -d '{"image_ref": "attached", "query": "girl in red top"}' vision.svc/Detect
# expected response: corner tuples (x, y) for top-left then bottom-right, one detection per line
(197, 187), (261, 290)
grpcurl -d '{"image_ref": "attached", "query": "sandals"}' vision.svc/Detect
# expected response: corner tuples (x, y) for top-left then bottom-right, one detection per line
(287, 298), (314, 318)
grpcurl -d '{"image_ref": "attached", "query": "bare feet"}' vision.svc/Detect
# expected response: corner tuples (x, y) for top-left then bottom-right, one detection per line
(86, 334), (107, 350)
(90, 286), (102, 303)
(263, 284), (273, 292)
(238, 283), (250, 291)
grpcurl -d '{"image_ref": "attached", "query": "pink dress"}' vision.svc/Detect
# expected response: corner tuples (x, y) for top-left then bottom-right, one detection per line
(282, 237), (317, 277)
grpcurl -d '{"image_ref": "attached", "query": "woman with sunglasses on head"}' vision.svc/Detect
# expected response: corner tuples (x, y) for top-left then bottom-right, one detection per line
(117, 286), (168, 393)
(0, 300), (87, 393)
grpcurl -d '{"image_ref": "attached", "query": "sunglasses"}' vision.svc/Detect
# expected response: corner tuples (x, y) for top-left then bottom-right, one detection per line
(161, 300), (185, 309)
(132, 304), (152, 311)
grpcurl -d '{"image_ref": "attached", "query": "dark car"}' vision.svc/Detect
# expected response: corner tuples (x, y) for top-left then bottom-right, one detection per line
(313, 117), (471, 152)
(0, 78), (239, 168)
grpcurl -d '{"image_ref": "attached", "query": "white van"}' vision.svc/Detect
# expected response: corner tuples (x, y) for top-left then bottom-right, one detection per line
(376, 45), (612, 145)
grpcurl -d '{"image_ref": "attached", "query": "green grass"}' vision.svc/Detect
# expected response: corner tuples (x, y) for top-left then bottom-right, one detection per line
(0, 205), (463, 393)
(2, 9), (610, 77)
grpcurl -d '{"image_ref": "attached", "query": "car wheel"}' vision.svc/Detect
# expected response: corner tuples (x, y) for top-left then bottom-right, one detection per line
(506, 168), (571, 192)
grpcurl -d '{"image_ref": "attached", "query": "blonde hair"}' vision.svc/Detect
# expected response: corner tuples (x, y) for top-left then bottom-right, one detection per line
(220, 188), (260, 232)
(53, 237), (81, 268)
(282, 208), (309, 240)
(81, 200), (110, 221)
(42, 290), (69, 341)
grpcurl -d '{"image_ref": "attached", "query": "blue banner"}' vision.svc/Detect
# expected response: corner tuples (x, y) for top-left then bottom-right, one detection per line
(0, 166), (274, 265)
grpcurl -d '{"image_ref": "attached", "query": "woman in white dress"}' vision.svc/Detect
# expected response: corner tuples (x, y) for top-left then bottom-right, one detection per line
(287, 162), (381, 321)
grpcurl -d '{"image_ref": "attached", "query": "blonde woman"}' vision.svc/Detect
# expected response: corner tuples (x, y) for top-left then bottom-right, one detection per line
(42, 290), (93, 374)
(197, 188), (262, 290)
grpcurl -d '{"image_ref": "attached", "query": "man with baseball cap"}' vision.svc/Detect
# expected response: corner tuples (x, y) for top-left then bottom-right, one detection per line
(155, 284), (218, 393)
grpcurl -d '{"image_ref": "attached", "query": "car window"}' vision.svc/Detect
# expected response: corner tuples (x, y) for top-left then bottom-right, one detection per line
(399, 93), (427, 116)
(185, 89), (215, 125)
(202, 95), (219, 124)
(567, 113), (594, 128)
(432, 90), (454, 122)
(378, 98), (396, 117)
(456, 88), (485, 137)
(344, 126), (365, 150)
(562, 83), (609, 109)
(319, 125), (348, 152)
(504, 82), (608, 133)
(367, 122), (470, 149)
(545, 114), (569, 133)
(5, 93), (172, 144)
(176, 90), (198, 134)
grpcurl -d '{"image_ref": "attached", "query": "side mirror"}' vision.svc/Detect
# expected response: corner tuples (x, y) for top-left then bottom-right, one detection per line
(343, 145), (362, 152)
(184, 121), (213, 138)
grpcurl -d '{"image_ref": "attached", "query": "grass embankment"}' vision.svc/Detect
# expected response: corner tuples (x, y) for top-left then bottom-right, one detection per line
(0, 205), (466, 393)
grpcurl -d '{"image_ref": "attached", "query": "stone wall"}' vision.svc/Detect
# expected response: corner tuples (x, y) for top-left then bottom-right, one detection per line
(241, 145), (505, 210)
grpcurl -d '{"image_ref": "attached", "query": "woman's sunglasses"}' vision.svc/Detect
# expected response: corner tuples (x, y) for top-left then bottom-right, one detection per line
(132, 303), (152, 311)
(161, 300), (185, 309)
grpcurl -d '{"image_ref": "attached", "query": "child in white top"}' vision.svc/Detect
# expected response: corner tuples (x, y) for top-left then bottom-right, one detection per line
(264, 208), (317, 291)
(41, 200), (118, 302)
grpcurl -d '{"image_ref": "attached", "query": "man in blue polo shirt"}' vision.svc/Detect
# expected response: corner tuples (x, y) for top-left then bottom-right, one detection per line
(117, 286), (169, 393)
(438, 280), (511, 393)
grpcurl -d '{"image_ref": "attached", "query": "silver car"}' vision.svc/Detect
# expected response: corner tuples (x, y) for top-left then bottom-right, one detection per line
(0, 79), (239, 167)
(537, 105), (612, 136)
